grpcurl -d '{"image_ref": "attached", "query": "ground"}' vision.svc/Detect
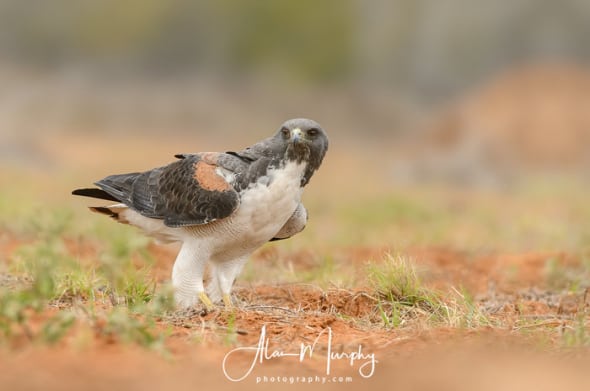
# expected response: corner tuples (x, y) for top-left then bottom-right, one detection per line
(1, 134), (590, 390)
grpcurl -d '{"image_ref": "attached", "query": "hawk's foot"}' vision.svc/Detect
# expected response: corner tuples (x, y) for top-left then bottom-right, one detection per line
(198, 291), (215, 311)
(223, 294), (233, 309)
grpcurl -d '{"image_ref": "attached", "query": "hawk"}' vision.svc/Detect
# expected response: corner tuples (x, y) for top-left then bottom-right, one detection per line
(72, 118), (328, 309)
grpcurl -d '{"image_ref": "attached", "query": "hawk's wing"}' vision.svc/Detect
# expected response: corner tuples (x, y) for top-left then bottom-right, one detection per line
(94, 153), (240, 228)
(270, 203), (307, 241)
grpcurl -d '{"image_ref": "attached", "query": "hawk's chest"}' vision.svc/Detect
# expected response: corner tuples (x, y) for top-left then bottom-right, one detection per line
(185, 160), (307, 262)
(233, 160), (306, 236)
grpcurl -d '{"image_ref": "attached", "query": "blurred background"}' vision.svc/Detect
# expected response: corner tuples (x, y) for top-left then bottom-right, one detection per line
(1, 0), (590, 186)
(2, 3), (590, 388)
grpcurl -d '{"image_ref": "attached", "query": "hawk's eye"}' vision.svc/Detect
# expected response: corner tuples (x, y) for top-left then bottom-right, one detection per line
(307, 128), (319, 137)
(280, 127), (290, 139)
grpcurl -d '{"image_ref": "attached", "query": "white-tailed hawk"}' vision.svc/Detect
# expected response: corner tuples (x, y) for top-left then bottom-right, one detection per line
(72, 118), (328, 309)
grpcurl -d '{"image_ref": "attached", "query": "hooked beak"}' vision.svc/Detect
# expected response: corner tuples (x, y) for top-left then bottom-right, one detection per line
(291, 128), (303, 143)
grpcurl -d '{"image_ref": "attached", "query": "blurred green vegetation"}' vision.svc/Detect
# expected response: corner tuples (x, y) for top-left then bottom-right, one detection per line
(1, 0), (354, 83)
(0, 200), (174, 349)
(294, 181), (590, 254)
(1, 0), (588, 95)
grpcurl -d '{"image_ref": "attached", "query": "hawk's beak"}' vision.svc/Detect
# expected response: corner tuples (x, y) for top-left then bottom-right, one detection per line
(291, 128), (303, 143)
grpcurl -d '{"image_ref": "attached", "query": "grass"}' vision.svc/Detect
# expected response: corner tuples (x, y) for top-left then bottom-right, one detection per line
(367, 254), (437, 328)
(441, 288), (495, 329)
(2, 165), (590, 354)
(367, 253), (429, 304)
(365, 254), (496, 329)
(367, 254), (426, 327)
(562, 314), (590, 349)
(0, 212), (585, 351)
(39, 310), (77, 345)
(0, 200), (175, 350)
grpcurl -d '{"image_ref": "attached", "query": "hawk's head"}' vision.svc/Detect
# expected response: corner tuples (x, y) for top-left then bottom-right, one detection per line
(274, 118), (328, 186)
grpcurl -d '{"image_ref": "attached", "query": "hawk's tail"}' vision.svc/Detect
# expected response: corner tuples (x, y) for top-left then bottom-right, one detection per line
(88, 204), (130, 224)
(73, 188), (130, 224)
(72, 188), (120, 202)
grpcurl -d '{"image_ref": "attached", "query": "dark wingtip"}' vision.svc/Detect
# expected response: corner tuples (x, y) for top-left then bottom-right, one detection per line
(269, 237), (288, 242)
(226, 151), (255, 162)
(72, 188), (120, 202)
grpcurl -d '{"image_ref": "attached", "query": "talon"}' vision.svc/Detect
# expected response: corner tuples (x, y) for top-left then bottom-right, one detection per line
(199, 292), (215, 311)
(223, 294), (233, 309)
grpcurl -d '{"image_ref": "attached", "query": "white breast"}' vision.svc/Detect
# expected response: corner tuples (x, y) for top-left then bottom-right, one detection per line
(205, 160), (306, 262)
(234, 161), (305, 236)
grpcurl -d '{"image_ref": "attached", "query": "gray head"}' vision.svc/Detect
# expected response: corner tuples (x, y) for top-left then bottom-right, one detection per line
(274, 118), (328, 186)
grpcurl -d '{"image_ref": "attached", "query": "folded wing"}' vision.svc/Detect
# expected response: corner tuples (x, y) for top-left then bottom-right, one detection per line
(74, 153), (240, 228)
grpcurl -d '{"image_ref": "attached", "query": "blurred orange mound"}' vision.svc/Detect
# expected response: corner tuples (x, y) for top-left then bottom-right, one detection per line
(459, 64), (590, 168)
(400, 64), (590, 185)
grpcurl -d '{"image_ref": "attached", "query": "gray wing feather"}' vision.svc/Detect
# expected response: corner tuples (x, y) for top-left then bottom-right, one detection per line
(92, 136), (285, 228)
(270, 203), (307, 241)
(95, 154), (240, 228)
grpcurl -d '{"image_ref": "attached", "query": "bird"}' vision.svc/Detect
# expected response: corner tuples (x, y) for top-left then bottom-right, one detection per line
(72, 118), (328, 310)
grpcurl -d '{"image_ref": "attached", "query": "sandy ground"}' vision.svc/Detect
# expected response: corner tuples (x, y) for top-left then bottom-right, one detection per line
(2, 233), (590, 390)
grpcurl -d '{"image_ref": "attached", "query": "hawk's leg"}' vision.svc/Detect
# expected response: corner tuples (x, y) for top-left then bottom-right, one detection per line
(172, 240), (213, 310)
(207, 256), (248, 309)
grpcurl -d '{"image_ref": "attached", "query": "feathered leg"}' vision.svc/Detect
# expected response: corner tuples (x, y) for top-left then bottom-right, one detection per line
(208, 256), (249, 309)
(172, 239), (213, 310)
(205, 264), (222, 304)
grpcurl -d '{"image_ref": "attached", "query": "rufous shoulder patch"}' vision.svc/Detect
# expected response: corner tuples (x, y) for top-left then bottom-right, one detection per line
(200, 152), (219, 165)
(194, 160), (231, 192)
